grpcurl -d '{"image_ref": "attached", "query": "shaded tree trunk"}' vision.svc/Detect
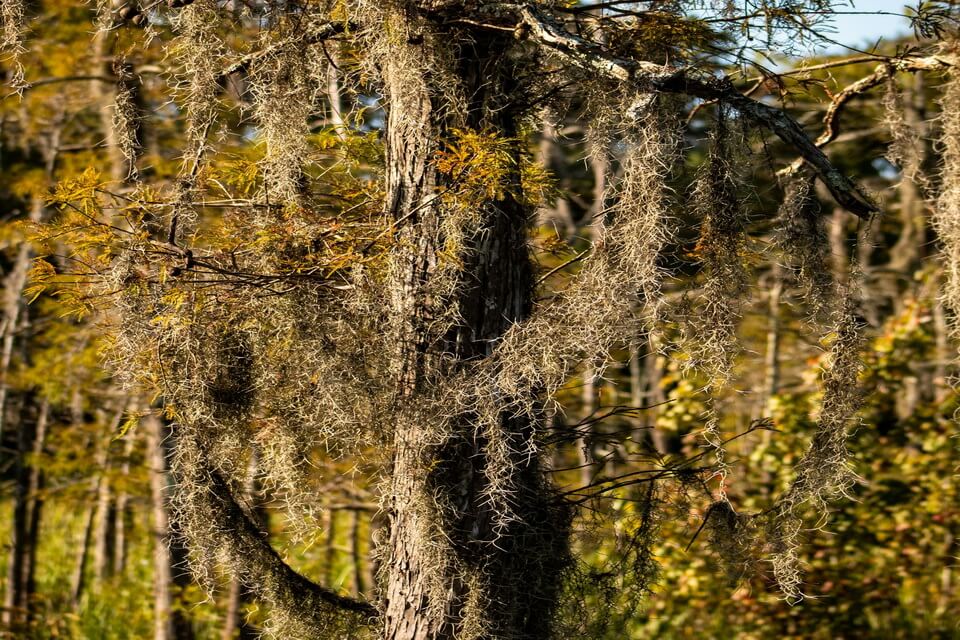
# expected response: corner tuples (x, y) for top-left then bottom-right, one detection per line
(22, 400), (49, 618)
(325, 508), (339, 587)
(2, 399), (47, 628)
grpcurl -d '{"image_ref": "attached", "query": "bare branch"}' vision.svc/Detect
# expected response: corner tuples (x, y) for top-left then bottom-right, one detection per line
(779, 55), (957, 176)
(196, 464), (380, 620)
(516, 5), (879, 218)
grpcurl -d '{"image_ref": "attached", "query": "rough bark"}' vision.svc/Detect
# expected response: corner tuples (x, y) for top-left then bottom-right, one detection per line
(380, 18), (569, 640)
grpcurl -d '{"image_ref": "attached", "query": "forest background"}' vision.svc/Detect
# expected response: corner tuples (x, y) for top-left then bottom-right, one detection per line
(0, 1), (958, 639)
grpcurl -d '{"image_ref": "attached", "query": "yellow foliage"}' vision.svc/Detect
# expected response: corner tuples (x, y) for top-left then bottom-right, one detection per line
(435, 127), (555, 209)
(436, 128), (515, 202)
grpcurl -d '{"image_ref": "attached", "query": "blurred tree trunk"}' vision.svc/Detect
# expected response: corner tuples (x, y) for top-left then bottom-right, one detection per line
(1, 398), (46, 628)
(0, 194), (48, 451)
(934, 292), (951, 403)
(22, 400), (49, 617)
(146, 415), (195, 640)
(1, 135), (60, 624)
(71, 477), (96, 606)
(0, 241), (29, 449)
(92, 456), (116, 585)
(112, 434), (135, 575)
(72, 402), (120, 606)
(349, 509), (365, 597)
(221, 453), (260, 640)
(326, 50), (346, 140)
(889, 72), (929, 280)
(536, 114), (574, 236)
(763, 265), (783, 412)
(630, 333), (669, 455)
(829, 207), (849, 286)
(574, 142), (610, 486)
(325, 508), (339, 586)
(220, 578), (257, 640)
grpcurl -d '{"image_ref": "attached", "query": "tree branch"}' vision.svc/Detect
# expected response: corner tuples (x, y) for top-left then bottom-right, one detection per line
(220, 21), (352, 79)
(195, 464), (379, 621)
(516, 5), (880, 218)
(779, 54), (957, 176)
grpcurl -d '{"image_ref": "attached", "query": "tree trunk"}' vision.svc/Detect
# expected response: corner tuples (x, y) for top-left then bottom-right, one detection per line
(763, 265), (783, 413)
(325, 508), (339, 587)
(629, 333), (668, 455)
(350, 509), (365, 597)
(1, 398), (46, 628)
(71, 487), (96, 607)
(934, 291), (951, 403)
(91, 29), (140, 183)
(0, 196), (46, 450)
(22, 400), (49, 618)
(888, 72), (929, 280)
(90, 404), (125, 586)
(577, 363), (597, 488)
(326, 51), (346, 140)
(536, 114), (574, 236)
(829, 207), (849, 286)
(112, 434), (135, 575)
(145, 415), (195, 640)
(73, 404), (122, 606)
(573, 143), (609, 488)
(92, 458), (115, 585)
(380, 19), (568, 640)
(70, 391), (94, 607)
(220, 452), (260, 640)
